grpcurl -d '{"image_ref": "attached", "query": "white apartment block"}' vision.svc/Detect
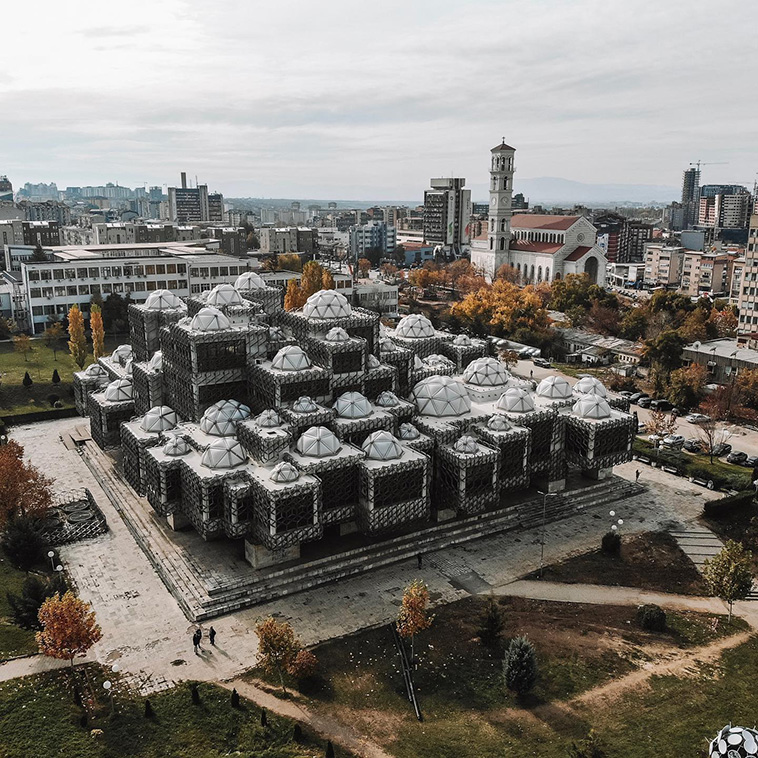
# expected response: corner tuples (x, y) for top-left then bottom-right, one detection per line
(643, 244), (685, 287)
(737, 213), (758, 338)
(349, 221), (397, 258)
(353, 281), (399, 316)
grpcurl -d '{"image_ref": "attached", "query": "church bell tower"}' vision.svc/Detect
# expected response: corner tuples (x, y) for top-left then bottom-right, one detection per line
(487, 139), (516, 271)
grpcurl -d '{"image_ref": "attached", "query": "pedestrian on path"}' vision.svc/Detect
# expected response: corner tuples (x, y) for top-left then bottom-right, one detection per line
(192, 629), (201, 655)
(635, 469), (640, 483)
(209, 627), (216, 646)
(530, 369), (534, 379)
(416, 553), (423, 570)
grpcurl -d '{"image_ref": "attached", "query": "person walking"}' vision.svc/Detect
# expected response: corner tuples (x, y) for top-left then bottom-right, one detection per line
(416, 553), (423, 570)
(192, 629), (201, 655)
(209, 627), (216, 646)
(635, 469), (640, 483)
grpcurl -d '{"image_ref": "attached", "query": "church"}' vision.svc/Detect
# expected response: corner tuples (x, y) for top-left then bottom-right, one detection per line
(471, 141), (607, 285)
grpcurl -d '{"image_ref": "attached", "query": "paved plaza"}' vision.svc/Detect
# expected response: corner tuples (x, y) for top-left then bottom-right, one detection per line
(3, 417), (710, 690)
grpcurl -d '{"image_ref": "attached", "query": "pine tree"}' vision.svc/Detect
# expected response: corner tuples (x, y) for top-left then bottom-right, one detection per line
(22, 371), (33, 389)
(190, 683), (200, 704)
(231, 688), (240, 708)
(293, 724), (303, 742)
(52, 369), (60, 384)
(90, 304), (105, 360)
(260, 708), (267, 728)
(67, 305), (87, 369)
(326, 740), (335, 758)
(478, 597), (505, 647)
(503, 636), (538, 695)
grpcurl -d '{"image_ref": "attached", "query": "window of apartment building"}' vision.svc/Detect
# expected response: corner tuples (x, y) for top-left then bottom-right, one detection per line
(133, 266), (144, 276)
(88, 267), (99, 278)
(123, 265), (133, 277)
(102, 284), (112, 294)
(28, 270), (40, 281)
(146, 281), (157, 291)
(55, 287), (65, 297)
(101, 267), (111, 278)
(114, 283), (124, 293)
(90, 284), (101, 294)
(44, 305), (55, 316)
(201, 283), (211, 291)
(77, 268), (88, 278)
(135, 281), (145, 292)
(177, 264), (186, 274)
(124, 283), (134, 293)
(67, 286), (77, 296)
(167, 279), (178, 290)
(156, 264), (165, 274)
(78, 285), (90, 295)
(190, 268), (199, 277)
(229, 266), (238, 276)
(56, 305), (67, 315)
(166, 264), (176, 274)
(178, 279), (187, 289)
(157, 280), (167, 289)
(145, 265), (155, 275)
(64, 268), (76, 279)
(42, 287), (53, 298)
(40, 270), (52, 281)
(32, 306), (43, 316)
(112, 266), (121, 277)
(210, 267), (219, 277)
(53, 269), (64, 281)
(191, 284), (201, 294)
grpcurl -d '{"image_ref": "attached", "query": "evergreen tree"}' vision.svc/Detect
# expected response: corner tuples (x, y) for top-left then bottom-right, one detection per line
(144, 699), (155, 718)
(478, 597), (505, 647)
(52, 369), (60, 384)
(1, 514), (43, 569)
(325, 740), (335, 758)
(503, 636), (538, 695)
(22, 371), (33, 389)
(260, 708), (267, 728)
(231, 688), (240, 708)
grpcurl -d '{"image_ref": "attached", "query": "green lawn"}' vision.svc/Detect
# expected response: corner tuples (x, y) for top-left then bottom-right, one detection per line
(0, 669), (338, 758)
(0, 556), (38, 660)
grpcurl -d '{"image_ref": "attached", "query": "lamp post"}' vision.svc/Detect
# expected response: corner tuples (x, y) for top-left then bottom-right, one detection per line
(47, 550), (55, 571)
(537, 490), (558, 578)
(103, 680), (113, 715)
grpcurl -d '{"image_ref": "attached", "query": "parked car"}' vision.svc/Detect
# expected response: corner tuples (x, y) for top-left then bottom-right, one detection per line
(726, 451), (748, 465)
(637, 422), (647, 434)
(629, 392), (649, 404)
(683, 439), (703, 453)
(685, 413), (711, 424)
(647, 434), (663, 445)
(742, 455), (758, 468)
(637, 397), (653, 408)
(532, 357), (551, 368)
(712, 443), (733, 457)
(619, 390), (634, 399)
(662, 434), (685, 450)
(650, 399), (673, 411)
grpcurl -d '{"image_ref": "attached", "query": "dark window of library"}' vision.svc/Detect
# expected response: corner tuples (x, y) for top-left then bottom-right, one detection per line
(196, 340), (246, 371)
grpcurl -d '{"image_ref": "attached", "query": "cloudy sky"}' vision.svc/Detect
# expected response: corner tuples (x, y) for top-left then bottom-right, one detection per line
(1, 0), (756, 201)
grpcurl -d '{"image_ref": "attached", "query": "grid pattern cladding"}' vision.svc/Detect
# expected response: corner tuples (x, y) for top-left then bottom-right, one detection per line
(436, 441), (500, 515)
(565, 414), (636, 471)
(476, 425), (532, 493)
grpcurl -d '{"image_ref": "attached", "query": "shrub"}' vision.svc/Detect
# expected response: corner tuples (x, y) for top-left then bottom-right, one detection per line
(503, 636), (538, 695)
(52, 369), (60, 384)
(636, 603), (666, 631)
(22, 372), (33, 389)
(7, 572), (68, 629)
(478, 596), (505, 647)
(601, 530), (621, 555)
(568, 730), (606, 758)
(288, 649), (319, 680)
(47, 394), (60, 407)
(1, 514), (44, 569)
(703, 491), (755, 517)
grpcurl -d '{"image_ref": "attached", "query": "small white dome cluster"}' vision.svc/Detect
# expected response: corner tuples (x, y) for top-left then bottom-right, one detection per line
(302, 290), (352, 319)
(190, 307), (231, 333)
(412, 375), (471, 417)
(163, 435), (191, 457)
(325, 326), (350, 342)
(367, 354), (381, 369)
(296, 426), (341, 458)
(292, 396), (319, 413)
(255, 409), (282, 428)
(572, 395), (612, 420)
(375, 391), (399, 407)
(272, 345), (312, 372)
(235, 271), (267, 291)
(206, 283), (244, 308)
(463, 357), (510, 387)
(573, 376), (607, 397)
(362, 430), (404, 461)
(111, 344), (133, 366)
(379, 338), (397, 353)
(84, 364), (108, 377)
(453, 435), (479, 454)
(395, 314), (435, 339)
(487, 415), (511, 432)
(453, 334), (472, 346)
(144, 289), (185, 311)
(200, 400), (251, 436)
(270, 461), (300, 483)
(398, 422), (420, 440)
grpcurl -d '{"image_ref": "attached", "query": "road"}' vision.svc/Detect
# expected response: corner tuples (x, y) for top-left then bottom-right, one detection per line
(511, 359), (758, 459)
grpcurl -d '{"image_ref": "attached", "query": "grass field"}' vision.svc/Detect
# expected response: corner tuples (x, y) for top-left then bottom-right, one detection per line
(0, 556), (38, 660)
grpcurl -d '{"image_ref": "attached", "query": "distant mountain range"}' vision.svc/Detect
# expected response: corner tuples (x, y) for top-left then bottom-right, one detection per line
(503, 177), (680, 206)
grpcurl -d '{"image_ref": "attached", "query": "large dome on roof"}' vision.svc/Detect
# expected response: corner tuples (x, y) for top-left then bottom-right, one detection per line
(362, 430), (403, 461)
(453, 435), (479, 454)
(302, 289), (352, 319)
(412, 375), (471, 417)
(453, 334), (472, 346)
(573, 376), (607, 397)
(292, 396), (318, 413)
(536, 375), (572, 399)
(334, 391), (372, 419)
(84, 363), (107, 377)
(199, 399), (251, 436)
(496, 388), (535, 413)
(270, 461), (300, 483)
(395, 314), (434, 339)
(709, 725), (758, 758)
(201, 438), (247, 470)
(325, 326), (350, 342)
(111, 344), (133, 365)
(463, 357), (510, 387)
(272, 345), (312, 372)
(573, 395), (612, 420)
(235, 271), (267, 291)
(379, 338), (396, 353)
(144, 289), (184, 311)
(141, 406), (177, 433)
(296, 426), (341, 458)
(104, 378), (133, 402)
(255, 409), (282, 428)
(190, 307), (231, 333)
(148, 351), (163, 372)
(163, 436), (190, 457)
(206, 283), (244, 308)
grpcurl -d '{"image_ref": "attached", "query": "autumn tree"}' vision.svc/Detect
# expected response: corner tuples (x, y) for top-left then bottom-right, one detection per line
(618, 308), (648, 341)
(12, 333), (32, 362)
(380, 263), (398, 280)
(36, 591), (103, 670)
(709, 308), (738, 338)
(321, 268), (335, 290)
(90, 304), (105, 360)
(397, 579), (433, 664)
(646, 409), (678, 438)
(41, 321), (64, 361)
(695, 417), (733, 465)
(644, 330), (685, 394)
(284, 279), (305, 311)
(277, 253), (303, 272)
(666, 363), (707, 410)
(300, 261), (326, 300)
(0, 316), (17, 340)
(703, 540), (754, 623)
(254, 617), (300, 693)
(357, 258), (372, 278)
(495, 264), (519, 283)
(67, 304), (87, 369)
(0, 440), (53, 527)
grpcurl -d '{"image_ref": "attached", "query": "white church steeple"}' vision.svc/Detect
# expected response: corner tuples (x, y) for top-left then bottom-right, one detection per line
(487, 139), (516, 270)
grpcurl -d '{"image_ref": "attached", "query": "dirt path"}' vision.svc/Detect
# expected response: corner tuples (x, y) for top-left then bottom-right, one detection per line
(218, 678), (394, 758)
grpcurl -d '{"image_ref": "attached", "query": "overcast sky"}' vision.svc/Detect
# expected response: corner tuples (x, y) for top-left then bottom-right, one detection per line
(1, 0), (756, 201)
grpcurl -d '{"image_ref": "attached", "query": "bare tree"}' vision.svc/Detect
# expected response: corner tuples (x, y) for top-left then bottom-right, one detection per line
(696, 419), (733, 465)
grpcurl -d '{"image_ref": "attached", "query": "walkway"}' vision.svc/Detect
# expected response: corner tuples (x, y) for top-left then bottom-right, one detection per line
(668, 527), (724, 571)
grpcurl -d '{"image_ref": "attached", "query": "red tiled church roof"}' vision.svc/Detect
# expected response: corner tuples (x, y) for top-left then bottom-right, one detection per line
(509, 240), (563, 255)
(563, 246), (593, 261)
(510, 214), (579, 231)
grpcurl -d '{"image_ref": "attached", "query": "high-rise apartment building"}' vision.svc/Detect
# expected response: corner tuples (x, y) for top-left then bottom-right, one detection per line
(167, 173), (210, 223)
(208, 192), (225, 223)
(0, 176), (12, 202)
(737, 212), (758, 339)
(698, 185), (752, 230)
(349, 221), (397, 259)
(422, 177), (471, 256)
(619, 221), (653, 263)
(682, 167), (700, 229)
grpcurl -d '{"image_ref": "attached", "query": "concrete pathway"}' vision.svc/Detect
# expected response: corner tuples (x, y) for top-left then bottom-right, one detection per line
(668, 527), (725, 571)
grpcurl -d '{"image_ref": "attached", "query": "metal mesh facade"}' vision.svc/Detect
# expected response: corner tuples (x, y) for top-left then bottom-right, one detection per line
(436, 440), (500, 515)
(565, 413), (637, 471)
(475, 423), (531, 493)
(87, 391), (135, 450)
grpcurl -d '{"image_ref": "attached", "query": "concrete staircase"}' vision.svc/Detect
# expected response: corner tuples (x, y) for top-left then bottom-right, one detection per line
(79, 439), (644, 620)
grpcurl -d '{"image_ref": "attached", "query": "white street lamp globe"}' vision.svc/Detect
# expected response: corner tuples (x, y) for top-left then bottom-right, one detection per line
(609, 511), (615, 517)
(618, 519), (624, 525)
(111, 664), (120, 673)
(47, 551), (54, 558)
(103, 681), (112, 691)
(55, 565), (63, 572)
(611, 525), (618, 531)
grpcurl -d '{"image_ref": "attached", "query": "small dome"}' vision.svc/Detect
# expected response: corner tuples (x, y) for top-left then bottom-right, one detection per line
(255, 409), (282, 428)
(487, 415), (511, 432)
(235, 271), (267, 291)
(453, 334), (472, 346)
(413, 355), (424, 369)
(148, 351), (163, 371)
(190, 306), (231, 333)
(272, 345), (312, 372)
(292, 396), (318, 413)
(453, 435), (479, 454)
(375, 390), (399, 408)
(709, 726), (758, 758)
(362, 430), (403, 461)
(201, 438), (247, 470)
(334, 391), (372, 419)
(111, 344), (133, 366)
(395, 314), (434, 339)
(270, 461), (300, 483)
(141, 405), (177, 433)
(268, 326), (285, 340)
(325, 326), (350, 342)
(463, 357), (510, 387)
(496, 388), (535, 413)
(367, 354), (380, 369)
(574, 376), (608, 397)
(84, 363), (107, 377)
(398, 423), (420, 440)
(296, 426), (341, 458)
(412, 375), (471, 417)
(206, 283), (244, 308)
(104, 378), (133, 402)
(573, 395), (612, 420)
(302, 289), (352, 319)
(536, 375), (573, 399)
(200, 399), (251, 436)
(144, 289), (184, 311)
(163, 436), (190, 456)
(425, 354), (454, 368)
(379, 338), (396, 353)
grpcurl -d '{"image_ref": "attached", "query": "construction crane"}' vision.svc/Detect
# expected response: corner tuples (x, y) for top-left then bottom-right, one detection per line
(689, 160), (728, 172)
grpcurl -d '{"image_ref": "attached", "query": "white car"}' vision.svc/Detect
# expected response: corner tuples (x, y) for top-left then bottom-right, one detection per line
(662, 434), (685, 449)
(685, 413), (710, 424)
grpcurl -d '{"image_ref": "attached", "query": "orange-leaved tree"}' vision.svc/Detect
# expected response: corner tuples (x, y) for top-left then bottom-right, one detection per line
(67, 304), (87, 369)
(357, 258), (371, 278)
(36, 591), (102, 671)
(254, 616), (300, 693)
(0, 440), (53, 528)
(321, 268), (335, 290)
(300, 261), (325, 300)
(90, 304), (105, 360)
(284, 279), (307, 311)
(397, 579), (433, 664)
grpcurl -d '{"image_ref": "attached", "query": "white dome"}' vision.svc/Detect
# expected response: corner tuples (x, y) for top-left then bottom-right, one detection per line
(453, 435), (479, 454)
(412, 375), (471, 417)
(325, 327), (350, 342)
(272, 345), (312, 372)
(201, 438), (247, 470)
(367, 354), (381, 369)
(292, 396), (318, 413)
(573, 376), (608, 397)
(463, 357), (510, 387)
(268, 326), (285, 340)
(111, 344), (133, 365)
(379, 338), (396, 353)
(84, 364), (107, 377)
(334, 391), (372, 419)
(190, 307), (231, 333)
(235, 271), (267, 291)
(413, 355), (424, 369)
(200, 399), (251, 436)
(302, 289), (352, 319)
(255, 409), (282, 428)
(710, 726), (758, 758)
(147, 351), (163, 371)
(163, 436), (190, 457)
(536, 375), (573, 399)
(141, 405), (177, 433)
(573, 395), (612, 420)
(395, 314), (434, 339)
(398, 423), (420, 440)
(453, 334), (472, 346)
(104, 378), (133, 402)
(296, 426), (341, 458)
(496, 388), (535, 413)
(206, 283), (244, 308)
(144, 289), (184, 311)
(487, 415), (511, 432)
(375, 390), (399, 408)
(270, 461), (300, 483)
(362, 430), (403, 461)
(425, 354), (454, 368)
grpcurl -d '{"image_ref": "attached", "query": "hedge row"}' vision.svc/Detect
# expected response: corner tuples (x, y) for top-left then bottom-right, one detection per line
(703, 491), (756, 517)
